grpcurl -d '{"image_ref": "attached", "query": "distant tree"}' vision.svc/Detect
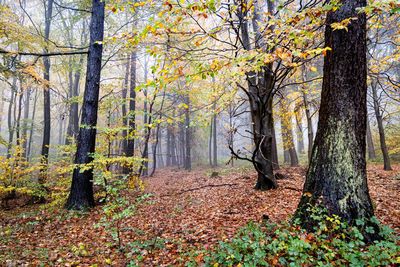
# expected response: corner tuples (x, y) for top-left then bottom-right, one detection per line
(295, 0), (379, 241)
(40, 0), (54, 181)
(66, 0), (105, 210)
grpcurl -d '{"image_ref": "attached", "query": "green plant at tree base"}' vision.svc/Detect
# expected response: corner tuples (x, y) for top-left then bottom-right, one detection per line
(194, 206), (399, 267)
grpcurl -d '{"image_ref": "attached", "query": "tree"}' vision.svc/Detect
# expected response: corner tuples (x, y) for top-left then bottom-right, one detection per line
(295, 0), (378, 240)
(40, 0), (54, 180)
(66, 0), (105, 210)
(371, 80), (392, 170)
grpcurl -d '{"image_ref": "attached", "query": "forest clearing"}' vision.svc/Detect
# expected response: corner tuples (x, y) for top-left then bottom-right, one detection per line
(1, 0), (400, 266)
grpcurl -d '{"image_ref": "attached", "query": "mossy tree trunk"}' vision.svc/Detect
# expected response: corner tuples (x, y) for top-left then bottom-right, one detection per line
(295, 0), (378, 241)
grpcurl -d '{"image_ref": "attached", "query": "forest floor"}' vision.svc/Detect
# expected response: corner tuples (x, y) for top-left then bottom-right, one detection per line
(0, 164), (399, 266)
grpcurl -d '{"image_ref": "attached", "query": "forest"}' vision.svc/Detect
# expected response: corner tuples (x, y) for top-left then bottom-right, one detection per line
(0, 0), (399, 266)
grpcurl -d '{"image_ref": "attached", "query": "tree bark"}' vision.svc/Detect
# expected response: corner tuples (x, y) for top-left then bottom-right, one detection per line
(295, 0), (378, 241)
(66, 0), (105, 210)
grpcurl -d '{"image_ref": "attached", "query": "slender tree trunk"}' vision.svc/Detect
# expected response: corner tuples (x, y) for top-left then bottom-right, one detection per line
(303, 91), (314, 161)
(121, 56), (130, 155)
(6, 78), (17, 159)
(124, 52), (137, 174)
(371, 81), (392, 170)
(366, 115), (376, 160)
(142, 57), (149, 176)
(184, 95), (191, 170)
(157, 128), (164, 168)
(271, 122), (279, 170)
(27, 90), (38, 161)
(66, 54), (85, 144)
(66, 0), (105, 210)
(40, 0), (54, 180)
(15, 83), (23, 149)
(280, 104), (299, 167)
(21, 87), (31, 157)
(295, 0), (378, 241)
(166, 126), (171, 166)
(295, 109), (305, 154)
(208, 120), (212, 166)
(0, 86), (4, 133)
(212, 107), (217, 167)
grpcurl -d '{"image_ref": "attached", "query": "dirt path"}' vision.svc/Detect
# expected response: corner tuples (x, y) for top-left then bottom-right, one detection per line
(1, 165), (399, 266)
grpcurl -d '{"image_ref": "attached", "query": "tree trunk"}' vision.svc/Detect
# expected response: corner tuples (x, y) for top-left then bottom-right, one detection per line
(40, 0), (54, 180)
(237, 0), (277, 190)
(295, 0), (378, 241)
(295, 109), (305, 154)
(271, 122), (279, 170)
(371, 81), (392, 170)
(66, 53), (85, 144)
(0, 87), (4, 133)
(208, 120), (212, 166)
(121, 56), (130, 155)
(280, 104), (299, 167)
(66, 0), (105, 210)
(184, 95), (191, 171)
(303, 91), (314, 162)
(212, 107), (218, 167)
(366, 115), (376, 160)
(22, 87), (30, 157)
(6, 78), (17, 159)
(123, 52), (137, 174)
(142, 57), (149, 176)
(27, 90), (38, 161)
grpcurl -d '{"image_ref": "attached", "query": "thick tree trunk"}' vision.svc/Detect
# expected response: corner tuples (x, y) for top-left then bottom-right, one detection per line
(296, 0), (378, 241)
(66, 0), (105, 210)
(238, 1), (277, 190)
(366, 115), (376, 160)
(371, 81), (392, 170)
(41, 0), (54, 180)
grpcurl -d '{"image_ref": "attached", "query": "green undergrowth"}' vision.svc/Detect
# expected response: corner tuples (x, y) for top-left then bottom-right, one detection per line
(187, 210), (400, 267)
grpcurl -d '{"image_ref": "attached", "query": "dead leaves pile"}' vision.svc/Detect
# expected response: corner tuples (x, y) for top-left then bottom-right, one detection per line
(0, 165), (399, 266)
